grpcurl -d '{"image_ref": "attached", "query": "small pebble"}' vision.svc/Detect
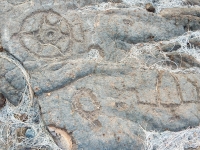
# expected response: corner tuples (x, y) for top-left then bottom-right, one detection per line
(145, 3), (155, 13)
(0, 46), (3, 52)
(25, 128), (35, 138)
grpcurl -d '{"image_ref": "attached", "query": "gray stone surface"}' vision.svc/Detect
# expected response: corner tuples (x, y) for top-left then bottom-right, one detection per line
(0, 57), (26, 106)
(0, 0), (200, 149)
(1, 2), (185, 98)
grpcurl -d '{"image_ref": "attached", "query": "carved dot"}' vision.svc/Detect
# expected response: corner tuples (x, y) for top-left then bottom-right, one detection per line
(47, 31), (54, 37)
(45, 30), (57, 41)
(123, 19), (133, 26)
(39, 28), (61, 44)
(115, 102), (128, 111)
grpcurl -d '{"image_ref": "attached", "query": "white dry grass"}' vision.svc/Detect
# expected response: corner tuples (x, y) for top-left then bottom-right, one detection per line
(143, 125), (200, 150)
(128, 30), (200, 149)
(0, 53), (33, 103)
(0, 53), (61, 150)
(175, 31), (200, 61)
(122, 0), (185, 12)
(128, 30), (200, 74)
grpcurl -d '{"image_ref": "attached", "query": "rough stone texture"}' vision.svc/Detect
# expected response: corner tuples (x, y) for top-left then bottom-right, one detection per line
(160, 7), (200, 32)
(0, 93), (6, 108)
(0, 0), (200, 149)
(0, 57), (26, 105)
(1, 2), (186, 101)
(184, 0), (200, 6)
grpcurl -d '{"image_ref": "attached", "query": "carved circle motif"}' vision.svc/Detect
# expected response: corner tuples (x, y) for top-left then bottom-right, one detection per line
(72, 88), (101, 122)
(19, 11), (71, 57)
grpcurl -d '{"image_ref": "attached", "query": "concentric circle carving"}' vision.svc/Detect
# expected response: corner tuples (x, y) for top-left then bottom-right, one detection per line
(19, 11), (71, 57)
(72, 88), (101, 122)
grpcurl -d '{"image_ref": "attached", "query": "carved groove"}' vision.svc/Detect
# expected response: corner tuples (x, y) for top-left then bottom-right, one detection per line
(187, 78), (200, 103)
(7, 0), (29, 5)
(171, 74), (184, 104)
(139, 71), (200, 107)
(156, 71), (163, 106)
(18, 10), (74, 58)
(72, 88), (101, 129)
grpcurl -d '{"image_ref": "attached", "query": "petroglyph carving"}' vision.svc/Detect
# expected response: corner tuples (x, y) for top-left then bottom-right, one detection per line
(7, 0), (29, 5)
(72, 88), (101, 120)
(19, 11), (72, 57)
(159, 72), (182, 106)
(138, 71), (200, 107)
(72, 88), (102, 129)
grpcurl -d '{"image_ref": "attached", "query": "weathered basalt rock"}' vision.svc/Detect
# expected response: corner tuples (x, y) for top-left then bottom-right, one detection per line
(0, 0), (200, 149)
(160, 7), (200, 31)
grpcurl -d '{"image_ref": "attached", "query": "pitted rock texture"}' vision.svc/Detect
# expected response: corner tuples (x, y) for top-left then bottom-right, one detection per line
(1, 0), (200, 149)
